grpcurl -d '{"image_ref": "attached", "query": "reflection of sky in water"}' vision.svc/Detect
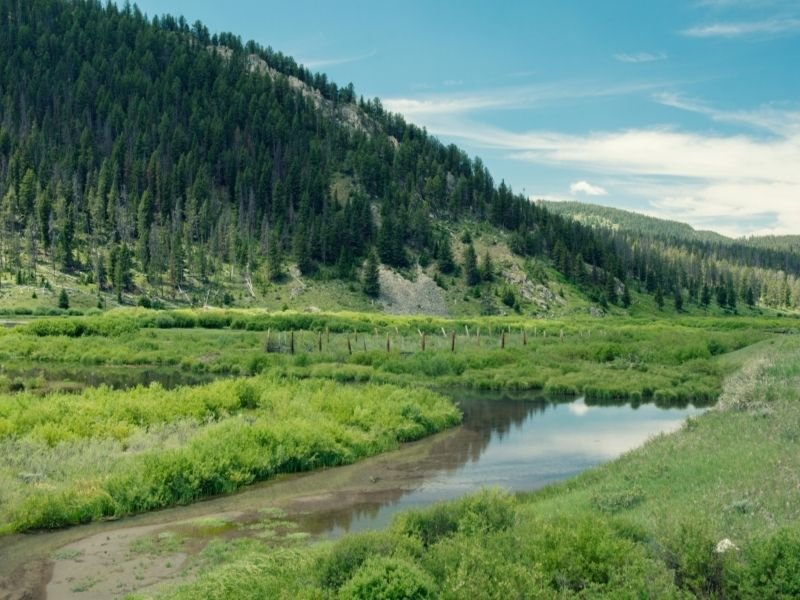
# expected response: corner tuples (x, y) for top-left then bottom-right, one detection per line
(325, 396), (703, 537)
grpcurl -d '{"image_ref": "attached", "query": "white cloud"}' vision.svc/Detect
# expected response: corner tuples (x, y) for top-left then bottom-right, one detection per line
(615, 52), (667, 63)
(389, 106), (800, 236)
(570, 181), (608, 196)
(654, 92), (800, 134)
(681, 18), (800, 38)
(383, 79), (671, 118)
(299, 51), (375, 69)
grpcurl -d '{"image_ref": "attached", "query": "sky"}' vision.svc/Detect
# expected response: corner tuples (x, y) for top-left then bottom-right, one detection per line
(124, 0), (800, 238)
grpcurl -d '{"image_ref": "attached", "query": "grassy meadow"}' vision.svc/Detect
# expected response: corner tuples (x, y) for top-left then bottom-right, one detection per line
(0, 376), (459, 533)
(128, 335), (800, 599)
(0, 307), (796, 599)
(0, 308), (786, 401)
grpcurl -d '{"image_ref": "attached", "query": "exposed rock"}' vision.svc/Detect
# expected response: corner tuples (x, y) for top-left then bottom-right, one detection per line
(588, 306), (606, 318)
(378, 266), (448, 316)
(502, 268), (563, 310)
(207, 46), (375, 138)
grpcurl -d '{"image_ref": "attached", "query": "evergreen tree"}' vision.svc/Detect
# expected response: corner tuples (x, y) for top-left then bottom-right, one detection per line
(673, 288), (684, 312)
(716, 285), (728, 309)
(727, 284), (737, 310)
(363, 251), (380, 298)
(481, 251), (494, 282)
(605, 274), (618, 305)
(293, 223), (313, 276)
(621, 283), (631, 308)
(267, 229), (284, 282)
(745, 286), (756, 308)
(463, 243), (479, 286)
(437, 236), (456, 275)
(655, 287), (664, 310)
(700, 283), (711, 307)
(58, 288), (69, 310)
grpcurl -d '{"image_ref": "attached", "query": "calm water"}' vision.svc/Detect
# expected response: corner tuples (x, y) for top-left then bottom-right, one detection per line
(298, 392), (706, 537)
(0, 391), (706, 600)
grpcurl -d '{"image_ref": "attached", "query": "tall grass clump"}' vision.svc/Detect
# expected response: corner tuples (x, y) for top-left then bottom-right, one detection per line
(0, 376), (460, 532)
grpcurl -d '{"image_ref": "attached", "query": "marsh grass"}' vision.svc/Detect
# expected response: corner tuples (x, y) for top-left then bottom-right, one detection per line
(138, 336), (800, 599)
(0, 377), (460, 532)
(0, 310), (770, 401)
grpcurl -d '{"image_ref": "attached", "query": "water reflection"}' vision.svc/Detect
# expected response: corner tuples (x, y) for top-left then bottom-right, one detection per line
(297, 392), (704, 538)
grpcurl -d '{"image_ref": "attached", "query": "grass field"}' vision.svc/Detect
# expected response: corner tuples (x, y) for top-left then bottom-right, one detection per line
(0, 308), (787, 401)
(131, 334), (800, 599)
(1, 307), (797, 596)
(0, 376), (459, 533)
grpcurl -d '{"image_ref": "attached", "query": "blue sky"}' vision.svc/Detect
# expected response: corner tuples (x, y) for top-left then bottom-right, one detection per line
(126, 1), (800, 237)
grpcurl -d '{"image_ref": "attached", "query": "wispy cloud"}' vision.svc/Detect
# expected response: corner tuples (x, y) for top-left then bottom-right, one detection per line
(389, 98), (800, 236)
(384, 79), (670, 118)
(299, 51), (375, 69)
(614, 52), (667, 63)
(570, 181), (608, 196)
(681, 18), (800, 38)
(654, 92), (800, 134)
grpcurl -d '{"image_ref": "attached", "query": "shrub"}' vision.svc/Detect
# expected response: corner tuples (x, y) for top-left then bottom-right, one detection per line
(339, 556), (437, 600)
(317, 531), (418, 590)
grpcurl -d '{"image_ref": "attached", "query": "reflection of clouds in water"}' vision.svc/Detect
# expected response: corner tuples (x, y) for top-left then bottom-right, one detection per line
(297, 396), (701, 538)
(568, 397), (590, 417)
(485, 418), (688, 462)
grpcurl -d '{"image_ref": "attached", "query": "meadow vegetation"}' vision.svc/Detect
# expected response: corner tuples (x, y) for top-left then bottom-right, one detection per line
(134, 335), (800, 599)
(0, 308), (785, 402)
(0, 376), (459, 533)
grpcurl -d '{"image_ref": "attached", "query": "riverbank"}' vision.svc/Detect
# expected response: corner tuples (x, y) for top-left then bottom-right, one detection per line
(142, 335), (800, 599)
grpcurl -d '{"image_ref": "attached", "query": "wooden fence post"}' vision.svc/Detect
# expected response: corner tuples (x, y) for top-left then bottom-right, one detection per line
(451, 331), (456, 352)
(290, 330), (295, 355)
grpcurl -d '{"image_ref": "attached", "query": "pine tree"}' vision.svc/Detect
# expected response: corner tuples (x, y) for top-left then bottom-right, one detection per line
(363, 251), (380, 298)
(58, 288), (70, 309)
(437, 236), (455, 274)
(700, 283), (711, 307)
(655, 287), (664, 310)
(716, 285), (728, 308)
(267, 229), (284, 281)
(673, 287), (684, 312)
(621, 284), (631, 308)
(481, 251), (494, 282)
(605, 274), (618, 305)
(463, 243), (479, 286)
(745, 286), (755, 308)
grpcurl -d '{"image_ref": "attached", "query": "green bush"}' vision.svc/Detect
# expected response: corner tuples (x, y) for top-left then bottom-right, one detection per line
(339, 556), (437, 600)
(317, 531), (420, 590)
(735, 525), (800, 598)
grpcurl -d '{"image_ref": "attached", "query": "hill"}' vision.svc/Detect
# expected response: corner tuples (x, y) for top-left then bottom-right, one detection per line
(540, 200), (729, 244)
(0, 0), (798, 317)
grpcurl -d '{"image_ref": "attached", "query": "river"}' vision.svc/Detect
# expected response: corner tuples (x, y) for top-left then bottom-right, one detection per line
(0, 392), (704, 600)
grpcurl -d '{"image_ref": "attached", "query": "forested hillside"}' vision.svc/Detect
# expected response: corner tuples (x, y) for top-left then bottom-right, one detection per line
(542, 200), (800, 310)
(0, 0), (799, 315)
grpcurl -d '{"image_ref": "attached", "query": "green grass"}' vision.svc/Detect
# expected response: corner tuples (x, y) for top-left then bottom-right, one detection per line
(0, 308), (783, 401)
(135, 335), (800, 599)
(0, 376), (460, 533)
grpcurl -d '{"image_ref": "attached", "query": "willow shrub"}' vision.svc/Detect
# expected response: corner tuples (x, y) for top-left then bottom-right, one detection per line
(1, 376), (460, 531)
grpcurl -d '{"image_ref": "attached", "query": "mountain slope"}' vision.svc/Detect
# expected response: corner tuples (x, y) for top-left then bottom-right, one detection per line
(0, 0), (798, 316)
(540, 200), (729, 244)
